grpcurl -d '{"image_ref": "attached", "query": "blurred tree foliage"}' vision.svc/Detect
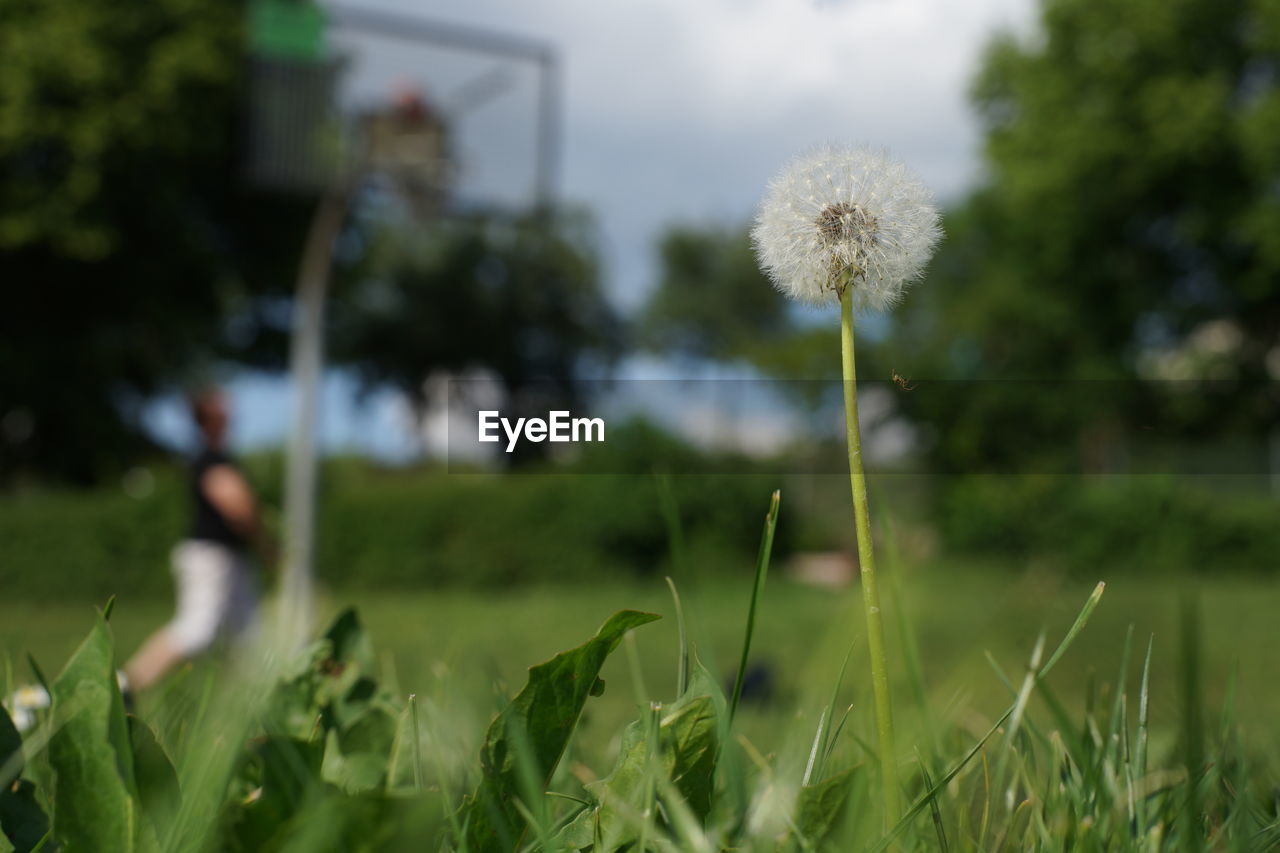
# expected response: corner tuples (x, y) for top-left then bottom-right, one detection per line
(329, 208), (621, 461)
(0, 1), (617, 483)
(642, 226), (840, 382)
(642, 227), (789, 362)
(0, 0), (310, 484)
(886, 0), (1280, 471)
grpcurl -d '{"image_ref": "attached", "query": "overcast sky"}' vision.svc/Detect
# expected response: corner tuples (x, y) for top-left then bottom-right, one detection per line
(338, 0), (1037, 305)
(152, 0), (1040, 455)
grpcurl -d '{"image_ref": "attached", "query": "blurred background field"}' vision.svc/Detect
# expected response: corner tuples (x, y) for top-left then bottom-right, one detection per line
(3, 0), (1280, 842)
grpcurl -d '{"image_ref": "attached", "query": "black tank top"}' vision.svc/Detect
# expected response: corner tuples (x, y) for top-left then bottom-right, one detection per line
(189, 449), (248, 551)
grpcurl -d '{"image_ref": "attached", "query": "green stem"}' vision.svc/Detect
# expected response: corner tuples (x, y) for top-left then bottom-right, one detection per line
(840, 286), (900, 825)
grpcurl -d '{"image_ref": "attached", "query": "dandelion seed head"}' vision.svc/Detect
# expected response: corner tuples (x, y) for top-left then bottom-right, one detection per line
(751, 144), (942, 311)
(13, 684), (50, 709)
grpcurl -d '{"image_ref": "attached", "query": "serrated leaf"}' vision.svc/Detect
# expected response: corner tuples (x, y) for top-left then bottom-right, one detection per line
(459, 609), (660, 853)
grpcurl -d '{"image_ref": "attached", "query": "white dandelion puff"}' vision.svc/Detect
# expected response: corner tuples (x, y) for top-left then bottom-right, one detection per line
(751, 144), (942, 311)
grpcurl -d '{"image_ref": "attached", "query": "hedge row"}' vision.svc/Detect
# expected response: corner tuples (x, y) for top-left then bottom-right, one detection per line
(3, 451), (1275, 601)
(0, 459), (786, 601)
(938, 474), (1280, 575)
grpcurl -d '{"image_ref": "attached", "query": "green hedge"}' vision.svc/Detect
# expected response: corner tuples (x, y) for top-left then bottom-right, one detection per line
(0, 453), (786, 601)
(5, 442), (1275, 602)
(939, 474), (1280, 575)
(0, 470), (187, 600)
(314, 468), (783, 589)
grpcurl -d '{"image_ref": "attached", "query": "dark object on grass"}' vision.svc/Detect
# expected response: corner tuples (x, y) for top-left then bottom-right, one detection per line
(728, 662), (776, 707)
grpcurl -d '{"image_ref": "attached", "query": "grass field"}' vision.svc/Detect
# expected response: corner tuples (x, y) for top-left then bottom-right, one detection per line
(6, 563), (1277, 767)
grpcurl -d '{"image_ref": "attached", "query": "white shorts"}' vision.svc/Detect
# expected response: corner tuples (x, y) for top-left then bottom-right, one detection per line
(166, 540), (258, 656)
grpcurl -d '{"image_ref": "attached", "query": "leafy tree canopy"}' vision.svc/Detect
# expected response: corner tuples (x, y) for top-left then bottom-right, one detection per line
(883, 0), (1280, 471)
(892, 0), (1280, 381)
(330, 208), (622, 434)
(0, 0), (310, 484)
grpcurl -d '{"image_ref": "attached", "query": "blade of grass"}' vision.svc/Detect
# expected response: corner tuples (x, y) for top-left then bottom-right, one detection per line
(808, 640), (855, 784)
(657, 473), (687, 571)
(1108, 625), (1135, 762)
(624, 631), (651, 710)
(918, 754), (950, 853)
(665, 577), (689, 699)
(871, 581), (1106, 852)
(730, 490), (780, 724)
(1001, 632), (1045, 753)
(1041, 582), (1107, 676)
(883, 514), (936, 759)
(1180, 591), (1204, 852)
(409, 694), (424, 791)
(821, 704), (856, 774)
(1136, 635), (1157, 835)
(802, 707), (829, 788)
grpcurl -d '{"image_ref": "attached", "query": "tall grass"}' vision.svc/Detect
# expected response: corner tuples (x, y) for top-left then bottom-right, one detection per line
(3, 492), (1278, 851)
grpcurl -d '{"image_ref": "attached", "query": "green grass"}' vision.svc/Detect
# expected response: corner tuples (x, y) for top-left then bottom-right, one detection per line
(6, 548), (1280, 851)
(6, 564), (1278, 761)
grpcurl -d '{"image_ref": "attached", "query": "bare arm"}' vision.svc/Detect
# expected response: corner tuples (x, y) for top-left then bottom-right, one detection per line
(202, 464), (277, 567)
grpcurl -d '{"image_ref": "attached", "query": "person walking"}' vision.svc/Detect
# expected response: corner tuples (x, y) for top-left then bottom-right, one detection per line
(122, 388), (272, 693)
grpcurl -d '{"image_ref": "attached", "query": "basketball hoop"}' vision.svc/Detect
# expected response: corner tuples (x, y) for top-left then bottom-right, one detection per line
(245, 57), (350, 194)
(241, 1), (550, 648)
(360, 89), (452, 219)
(245, 0), (352, 195)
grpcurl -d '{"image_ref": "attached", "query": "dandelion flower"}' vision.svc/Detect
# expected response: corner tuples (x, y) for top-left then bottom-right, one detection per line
(12, 684), (49, 710)
(751, 144), (942, 311)
(749, 142), (942, 825)
(5, 684), (50, 733)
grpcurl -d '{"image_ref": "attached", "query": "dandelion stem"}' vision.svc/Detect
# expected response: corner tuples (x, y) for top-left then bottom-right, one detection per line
(840, 285), (900, 825)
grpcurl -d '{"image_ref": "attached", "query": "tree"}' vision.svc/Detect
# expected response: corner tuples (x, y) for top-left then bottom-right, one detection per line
(0, 0), (309, 484)
(642, 226), (789, 362)
(641, 225), (844, 382)
(884, 0), (1280, 472)
(329, 208), (622, 460)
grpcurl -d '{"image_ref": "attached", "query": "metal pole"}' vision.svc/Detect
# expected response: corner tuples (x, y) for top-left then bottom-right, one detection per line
(534, 51), (559, 207)
(281, 188), (348, 645)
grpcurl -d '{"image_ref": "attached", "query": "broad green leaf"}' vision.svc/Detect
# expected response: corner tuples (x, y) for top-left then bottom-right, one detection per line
(793, 768), (856, 850)
(321, 730), (388, 795)
(225, 735), (326, 850)
(459, 609), (660, 853)
(127, 715), (180, 841)
(46, 614), (145, 852)
(560, 660), (725, 852)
